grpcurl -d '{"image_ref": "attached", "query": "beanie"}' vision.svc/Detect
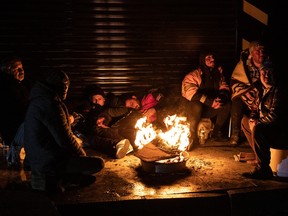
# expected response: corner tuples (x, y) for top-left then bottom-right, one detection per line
(84, 84), (105, 100)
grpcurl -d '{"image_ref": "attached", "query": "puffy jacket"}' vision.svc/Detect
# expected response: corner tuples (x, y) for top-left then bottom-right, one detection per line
(182, 68), (230, 107)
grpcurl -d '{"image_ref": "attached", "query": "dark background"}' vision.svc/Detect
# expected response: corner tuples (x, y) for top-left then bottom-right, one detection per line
(0, 0), (285, 101)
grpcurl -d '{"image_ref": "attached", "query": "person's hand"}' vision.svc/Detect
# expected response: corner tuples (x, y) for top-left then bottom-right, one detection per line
(211, 97), (223, 109)
(244, 91), (255, 101)
(97, 117), (109, 128)
(248, 118), (257, 131)
(73, 135), (83, 147)
(143, 108), (157, 123)
(218, 66), (223, 74)
(79, 148), (87, 156)
(69, 115), (75, 124)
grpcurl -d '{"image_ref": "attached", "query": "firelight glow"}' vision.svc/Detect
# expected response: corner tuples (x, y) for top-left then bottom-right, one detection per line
(134, 114), (190, 151)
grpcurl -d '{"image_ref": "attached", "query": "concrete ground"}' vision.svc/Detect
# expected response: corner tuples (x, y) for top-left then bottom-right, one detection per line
(1, 140), (288, 216)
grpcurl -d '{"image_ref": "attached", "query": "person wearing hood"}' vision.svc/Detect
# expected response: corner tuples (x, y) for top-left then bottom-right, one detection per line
(181, 50), (231, 149)
(24, 69), (104, 194)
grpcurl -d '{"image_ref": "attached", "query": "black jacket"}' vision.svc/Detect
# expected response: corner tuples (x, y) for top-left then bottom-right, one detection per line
(0, 72), (32, 145)
(24, 81), (85, 174)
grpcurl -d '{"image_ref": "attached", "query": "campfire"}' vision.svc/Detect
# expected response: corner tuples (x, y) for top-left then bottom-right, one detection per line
(133, 114), (191, 173)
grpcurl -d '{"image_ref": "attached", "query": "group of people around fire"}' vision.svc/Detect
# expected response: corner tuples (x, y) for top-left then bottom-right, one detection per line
(0, 39), (287, 194)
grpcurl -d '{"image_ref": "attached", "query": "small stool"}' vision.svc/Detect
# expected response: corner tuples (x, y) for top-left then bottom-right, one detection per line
(270, 148), (288, 177)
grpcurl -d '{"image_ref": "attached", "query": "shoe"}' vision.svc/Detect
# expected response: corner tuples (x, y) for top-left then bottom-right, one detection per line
(31, 172), (65, 194)
(62, 174), (96, 190)
(46, 184), (66, 194)
(242, 166), (273, 180)
(115, 139), (131, 159)
(126, 144), (134, 154)
(229, 134), (239, 145)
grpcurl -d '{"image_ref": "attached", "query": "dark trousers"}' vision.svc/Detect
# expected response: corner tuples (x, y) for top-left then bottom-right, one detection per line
(89, 127), (124, 157)
(31, 155), (104, 192)
(183, 98), (231, 139)
(230, 97), (247, 137)
(241, 115), (288, 169)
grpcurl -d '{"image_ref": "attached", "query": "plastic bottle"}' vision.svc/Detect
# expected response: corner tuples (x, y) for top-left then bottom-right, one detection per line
(199, 127), (206, 145)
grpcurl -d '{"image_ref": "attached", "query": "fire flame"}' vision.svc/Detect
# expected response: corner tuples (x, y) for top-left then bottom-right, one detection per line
(134, 114), (190, 152)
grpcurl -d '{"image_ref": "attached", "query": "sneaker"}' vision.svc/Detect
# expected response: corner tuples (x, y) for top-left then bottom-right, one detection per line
(126, 144), (134, 154)
(115, 139), (131, 159)
(242, 166), (273, 180)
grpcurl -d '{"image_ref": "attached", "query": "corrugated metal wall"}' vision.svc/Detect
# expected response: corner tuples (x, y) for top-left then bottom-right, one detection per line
(0, 0), (238, 101)
(238, 0), (286, 82)
(239, 0), (270, 49)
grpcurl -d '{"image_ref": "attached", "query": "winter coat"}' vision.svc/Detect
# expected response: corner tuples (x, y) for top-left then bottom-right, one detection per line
(258, 85), (287, 125)
(0, 72), (32, 145)
(182, 67), (230, 107)
(24, 81), (85, 174)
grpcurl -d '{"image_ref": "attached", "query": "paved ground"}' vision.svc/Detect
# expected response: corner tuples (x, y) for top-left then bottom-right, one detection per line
(1, 140), (288, 216)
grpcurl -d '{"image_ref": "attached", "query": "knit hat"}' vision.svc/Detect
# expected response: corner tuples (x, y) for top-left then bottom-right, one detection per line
(89, 87), (105, 98)
(119, 93), (134, 102)
(83, 84), (105, 101)
(260, 59), (275, 85)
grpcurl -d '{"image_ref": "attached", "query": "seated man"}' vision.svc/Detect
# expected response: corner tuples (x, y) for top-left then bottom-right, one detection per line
(229, 41), (268, 145)
(0, 55), (33, 148)
(241, 61), (288, 179)
(181, 49), (231, 149)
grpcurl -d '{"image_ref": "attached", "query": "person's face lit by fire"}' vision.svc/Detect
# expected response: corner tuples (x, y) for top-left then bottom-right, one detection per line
(205, 55), (215, 68)
(260, 66), (273, 89)
(125, 96), (140, 110)
(10, 60), (24, 81)
(250, 43), (265, 68)
(91, 94), (105, 106)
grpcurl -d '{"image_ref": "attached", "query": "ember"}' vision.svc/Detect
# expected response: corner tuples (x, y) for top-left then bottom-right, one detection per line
(134, 115), (191, 173)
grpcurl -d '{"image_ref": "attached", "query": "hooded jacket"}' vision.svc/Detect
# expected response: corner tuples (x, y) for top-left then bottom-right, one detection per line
(24, 78), (85, 174)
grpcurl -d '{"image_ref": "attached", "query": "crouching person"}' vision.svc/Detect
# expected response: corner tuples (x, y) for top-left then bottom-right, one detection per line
(24, 69), (104, 194)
